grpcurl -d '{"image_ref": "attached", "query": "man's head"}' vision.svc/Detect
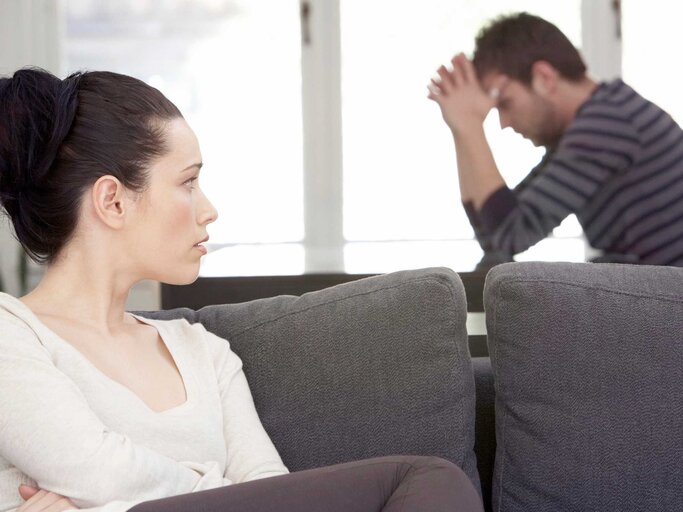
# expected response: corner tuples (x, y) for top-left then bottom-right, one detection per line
(473, 12), (586, 86)
(472, 13), (589, 147)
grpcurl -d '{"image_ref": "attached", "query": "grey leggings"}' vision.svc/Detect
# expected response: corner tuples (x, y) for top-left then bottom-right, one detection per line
(129, 456), (483, 512)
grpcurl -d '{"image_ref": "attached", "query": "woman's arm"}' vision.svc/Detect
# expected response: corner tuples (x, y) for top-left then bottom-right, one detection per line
(199, 325), (289, 483)
(0, 322), (226, 509)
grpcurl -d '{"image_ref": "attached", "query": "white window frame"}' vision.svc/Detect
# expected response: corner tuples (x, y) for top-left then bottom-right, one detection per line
(301, 0), (345, 272)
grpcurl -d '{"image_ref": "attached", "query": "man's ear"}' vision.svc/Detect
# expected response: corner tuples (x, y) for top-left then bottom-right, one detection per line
(90, 175), (128, 229)
(530, 60), (559, 96)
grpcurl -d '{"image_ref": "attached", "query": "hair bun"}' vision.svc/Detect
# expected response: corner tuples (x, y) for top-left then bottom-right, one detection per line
(0, 68), (81, 209)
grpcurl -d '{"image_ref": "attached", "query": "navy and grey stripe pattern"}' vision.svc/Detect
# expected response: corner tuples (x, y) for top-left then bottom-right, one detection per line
(470, 79), (683, 266)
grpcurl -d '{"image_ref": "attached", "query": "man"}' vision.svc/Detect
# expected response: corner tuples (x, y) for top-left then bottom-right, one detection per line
(428, 12), (683, 266)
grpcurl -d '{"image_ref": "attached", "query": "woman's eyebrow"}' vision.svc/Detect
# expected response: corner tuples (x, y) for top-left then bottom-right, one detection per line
(179, 162), (203, 173)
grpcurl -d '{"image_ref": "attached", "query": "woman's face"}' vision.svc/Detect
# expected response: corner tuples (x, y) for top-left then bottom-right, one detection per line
(126, 118), (218, 285)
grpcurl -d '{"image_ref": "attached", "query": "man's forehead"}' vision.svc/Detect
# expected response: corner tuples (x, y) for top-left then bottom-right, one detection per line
(481, 72), (510, 96)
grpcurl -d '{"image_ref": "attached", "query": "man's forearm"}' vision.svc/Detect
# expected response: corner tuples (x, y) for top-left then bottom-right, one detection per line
(452, 124), (506, 210)
(426, 52), (506, 210)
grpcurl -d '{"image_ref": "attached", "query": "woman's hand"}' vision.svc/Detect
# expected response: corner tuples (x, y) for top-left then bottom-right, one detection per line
(427, 53), (494, 134)
(18, 484), (78, 511)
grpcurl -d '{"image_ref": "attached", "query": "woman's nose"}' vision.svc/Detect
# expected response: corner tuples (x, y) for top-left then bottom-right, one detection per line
(198, 188), (218, 225)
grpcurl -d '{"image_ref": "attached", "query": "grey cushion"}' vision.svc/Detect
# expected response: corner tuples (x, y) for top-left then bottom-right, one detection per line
(142, 267), (480, 491)
(484, 262), (683, 512)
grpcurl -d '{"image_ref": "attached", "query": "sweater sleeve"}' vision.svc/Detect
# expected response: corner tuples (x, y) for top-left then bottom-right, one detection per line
(0, 320), (226, 510)
(462, 200), (493, 251)
(199, 325), (289, 483)
(477, 110), (641, 255)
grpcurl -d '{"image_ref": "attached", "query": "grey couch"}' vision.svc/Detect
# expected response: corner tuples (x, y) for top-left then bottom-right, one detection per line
(143, 262), (683, 512)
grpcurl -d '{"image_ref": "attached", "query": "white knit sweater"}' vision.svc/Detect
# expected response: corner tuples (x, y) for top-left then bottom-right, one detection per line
(0, 293), (288, 512)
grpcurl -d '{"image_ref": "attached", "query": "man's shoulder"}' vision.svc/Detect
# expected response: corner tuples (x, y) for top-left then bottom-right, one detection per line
(581, 79), (644, 114)
(596, 79), (637, 98)
(576, 78), (680, 141)
(565, 79), (648, 140)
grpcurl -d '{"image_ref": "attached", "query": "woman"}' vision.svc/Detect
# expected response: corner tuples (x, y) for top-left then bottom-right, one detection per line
(0, 68), (482, 512)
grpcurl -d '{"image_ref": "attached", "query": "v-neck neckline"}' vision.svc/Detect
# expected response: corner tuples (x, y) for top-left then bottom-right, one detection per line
(0, 293), (194, 415)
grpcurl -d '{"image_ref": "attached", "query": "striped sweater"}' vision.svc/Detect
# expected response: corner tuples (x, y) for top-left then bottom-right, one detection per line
(466, 79), (683, 266)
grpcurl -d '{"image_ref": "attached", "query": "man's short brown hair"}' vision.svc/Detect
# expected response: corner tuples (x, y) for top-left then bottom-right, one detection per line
(472, 12), (587, 85)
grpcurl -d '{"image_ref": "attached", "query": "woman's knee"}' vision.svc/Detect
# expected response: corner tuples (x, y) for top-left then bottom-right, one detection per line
(369, 455), (471, 486)
(387, 455), (466, 475)
(331, 455), (472, 488)
(382, 456), (483, 512)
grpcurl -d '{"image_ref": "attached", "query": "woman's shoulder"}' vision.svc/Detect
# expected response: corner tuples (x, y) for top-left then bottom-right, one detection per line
(0, 292), (37, 330)
(0, 291), (24, 311)
(0, 293), (47, 354)
(131, 313), (209, 340)
(131, 314), (235, 360)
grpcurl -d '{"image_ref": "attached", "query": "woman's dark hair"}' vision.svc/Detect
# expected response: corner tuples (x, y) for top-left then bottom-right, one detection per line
(473, 12), (587, 84)
(0, 68), (182, 264)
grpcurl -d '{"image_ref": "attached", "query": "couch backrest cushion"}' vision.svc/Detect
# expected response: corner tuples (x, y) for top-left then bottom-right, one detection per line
(142, 268), (480, 490)
(485, 262), (683, 512)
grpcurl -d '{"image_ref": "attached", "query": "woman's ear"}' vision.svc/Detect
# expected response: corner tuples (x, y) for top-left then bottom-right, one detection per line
(530, 60), (559, 96)
(90, 175), (128, 229)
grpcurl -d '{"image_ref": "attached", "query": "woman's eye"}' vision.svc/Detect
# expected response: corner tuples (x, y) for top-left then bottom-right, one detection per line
(184, 177), (198, 189)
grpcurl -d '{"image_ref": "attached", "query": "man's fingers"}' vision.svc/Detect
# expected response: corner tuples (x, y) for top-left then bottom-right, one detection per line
(451, 53), (473, 85)
(450, 53), (465, 68)
(460, 55), (478, 84)
(450, 53), (463, 75)
(450, 53), (479, 87)
(427, 84), (442, 103)
(429, 78), (443, 92)
(450, 60), (464, 87)
(436, 66), (454, 91)
(427, 79), (442, 101)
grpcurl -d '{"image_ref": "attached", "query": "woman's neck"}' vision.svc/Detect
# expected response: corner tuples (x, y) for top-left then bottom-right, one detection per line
(21, 247), (138, 335)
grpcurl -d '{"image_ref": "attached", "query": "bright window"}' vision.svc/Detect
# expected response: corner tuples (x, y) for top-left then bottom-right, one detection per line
(63, 0), (588, 275)
(622, 1), (683, 125)
(65, 0), (304, 248)
(341, 0), (586, 268)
